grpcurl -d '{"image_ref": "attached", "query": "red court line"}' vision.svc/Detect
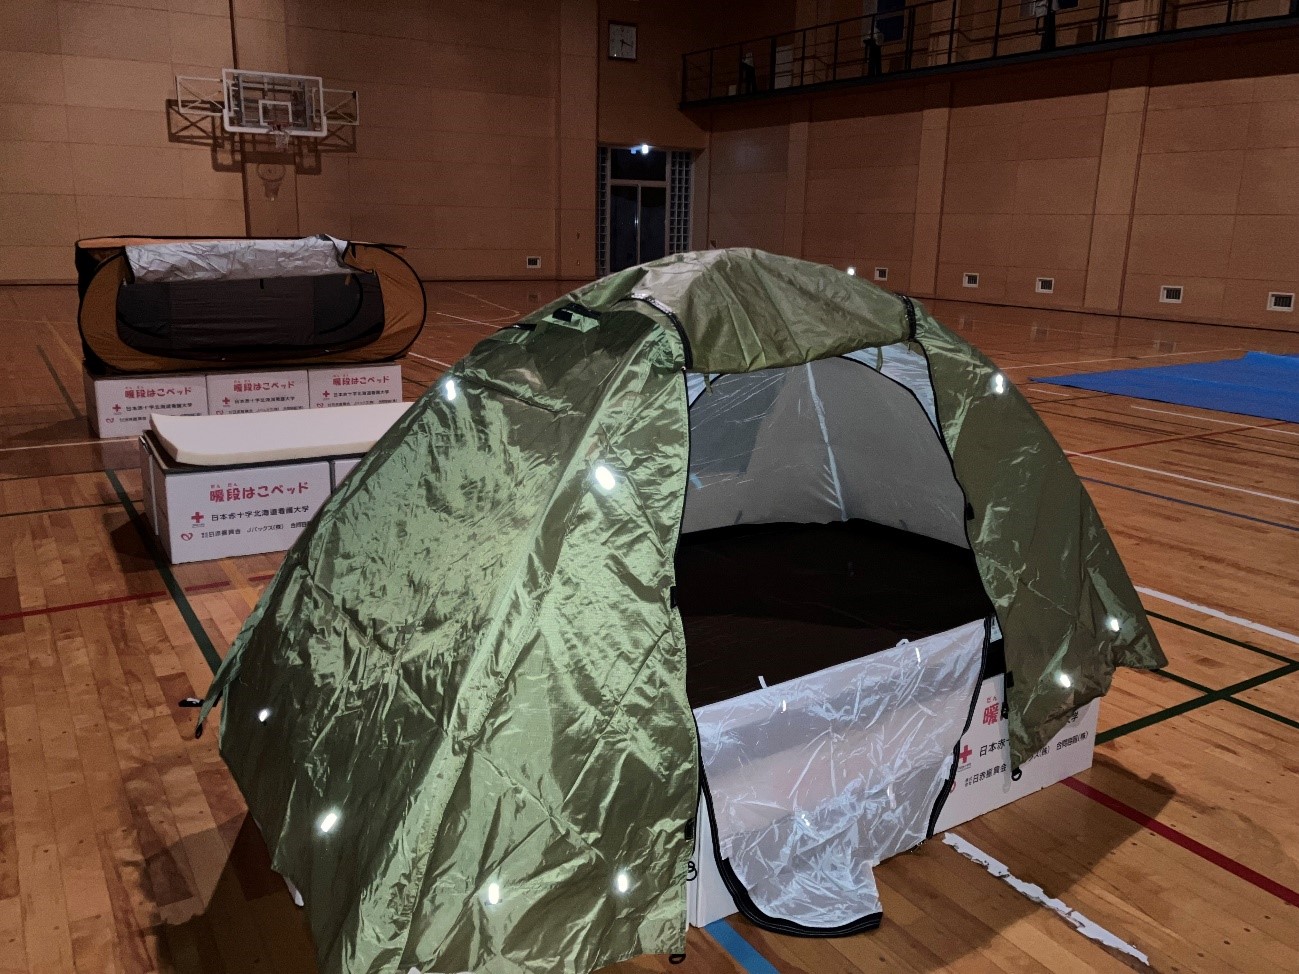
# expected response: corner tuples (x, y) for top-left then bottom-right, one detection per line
(1063, 776), (1299, 908)
(0, 578), (232, 622)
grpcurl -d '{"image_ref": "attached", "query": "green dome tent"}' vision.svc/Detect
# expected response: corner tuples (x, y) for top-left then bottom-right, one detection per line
(198, 249), (1163, 974)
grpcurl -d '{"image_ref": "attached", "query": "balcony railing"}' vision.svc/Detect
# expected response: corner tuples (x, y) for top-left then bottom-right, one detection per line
(681, 0), (1299, 106)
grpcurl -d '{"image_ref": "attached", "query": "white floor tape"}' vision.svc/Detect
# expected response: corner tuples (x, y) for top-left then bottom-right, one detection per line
(1136, 587), (1299, 647)
(943, 833), (1150, 967)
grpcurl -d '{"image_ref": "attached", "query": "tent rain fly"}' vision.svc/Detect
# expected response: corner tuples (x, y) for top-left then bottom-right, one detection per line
(197, 249), (1162, 974)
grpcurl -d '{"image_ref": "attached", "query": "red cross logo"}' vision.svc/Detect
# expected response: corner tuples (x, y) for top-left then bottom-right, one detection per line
(223, 397), (231, 405)
(959, 745), (972, 765)
(112, 403), (122, 413)
(191, 511), (204, 524)
(322, 390), (330, 398)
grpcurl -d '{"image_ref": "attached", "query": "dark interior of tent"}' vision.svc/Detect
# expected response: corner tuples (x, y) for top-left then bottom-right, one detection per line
(114, 269), (387, 360)
(677, 519), (1000, 707)
(672, 354), (1005, 710)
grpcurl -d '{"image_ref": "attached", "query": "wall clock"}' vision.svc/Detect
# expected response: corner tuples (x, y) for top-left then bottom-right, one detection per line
(608, 22), (637, 61)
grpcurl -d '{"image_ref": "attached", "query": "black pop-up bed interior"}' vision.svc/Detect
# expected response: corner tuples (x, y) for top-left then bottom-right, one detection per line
(75, 235), (425, 373)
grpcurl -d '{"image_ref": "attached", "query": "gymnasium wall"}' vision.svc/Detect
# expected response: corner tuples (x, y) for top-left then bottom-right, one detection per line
(0, 0), (245, 283)
(0, 0), (741, 283)
(702, 29), (1299, 328)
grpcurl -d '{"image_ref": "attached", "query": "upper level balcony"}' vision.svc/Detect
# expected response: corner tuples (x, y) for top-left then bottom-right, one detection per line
(681, 0), (1299, 106)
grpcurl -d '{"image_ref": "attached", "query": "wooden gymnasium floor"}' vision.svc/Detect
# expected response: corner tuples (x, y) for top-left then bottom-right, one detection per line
(1, 281), (1297, 974)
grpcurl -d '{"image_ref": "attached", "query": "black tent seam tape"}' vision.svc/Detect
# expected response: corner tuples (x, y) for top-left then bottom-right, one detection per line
(901, 294), (917, 341)
(627, 294), (694, 369)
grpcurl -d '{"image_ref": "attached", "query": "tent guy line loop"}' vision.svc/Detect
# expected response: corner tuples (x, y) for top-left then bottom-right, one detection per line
(942, 833), (1151, 966)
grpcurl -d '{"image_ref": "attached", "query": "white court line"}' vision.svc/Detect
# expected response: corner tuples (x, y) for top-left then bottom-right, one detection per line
(434, 311), (515, 327)
(408, 352), (455, 370)
(1068, 453), (1299, 506)
(0, 437), (107, 453)
(440, 284), (522, 316)
(1137, 587), (1299, 647)
(1129, 405), (1299, 437)
(943, 834), (1150, 966)
(1006, 348), (1245, 371)
(1025, 386), (1078, 397)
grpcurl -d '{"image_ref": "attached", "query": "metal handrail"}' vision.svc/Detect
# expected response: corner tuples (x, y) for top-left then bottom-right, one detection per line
(681, 0), (1299, 106)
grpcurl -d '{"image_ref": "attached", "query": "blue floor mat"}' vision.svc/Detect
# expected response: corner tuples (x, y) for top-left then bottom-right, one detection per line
(1032, 352), (1299, 423)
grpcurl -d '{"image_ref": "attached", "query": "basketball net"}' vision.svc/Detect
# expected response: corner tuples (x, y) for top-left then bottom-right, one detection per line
(268, 122), (291, 151)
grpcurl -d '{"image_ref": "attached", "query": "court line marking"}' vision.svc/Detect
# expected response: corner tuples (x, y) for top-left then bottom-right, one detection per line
(943, 833), (1151, 965)
(434, 310), (514, 326)
(105, 469), (222, 672)
(1145, 609), (1294, 665)
(704, 919), (779, 974)
(0, 437), (107, 453)
(1128, 405), (1299, 436)
(1070, 453), (1299, 506)
(37, 343), (82, 417)
(1006, 348), (1246, 371)
(1136, 587), (1299, 647)
(438, 284), (523, 316)
(408, 352), (456, 369)
(0, 577), (232, 623)
(1097, 659), (1299, 744)
(1152, 667), (1299, 732)
(1078, 476), (1299, 534)
(1062, 777), (1299, 910)
(1064, 422), (1290, 457)
(0, 498), (123, 520)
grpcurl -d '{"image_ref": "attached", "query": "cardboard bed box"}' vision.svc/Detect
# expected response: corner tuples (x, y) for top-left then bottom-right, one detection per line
(86, 370), (209, 437)
(86, 362), (403, 437)
(686, 672), (1099, 928)
(140, 432), (332, 564)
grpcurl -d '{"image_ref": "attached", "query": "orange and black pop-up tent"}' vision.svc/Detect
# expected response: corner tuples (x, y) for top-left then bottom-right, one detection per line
(76, 235), (425, 374)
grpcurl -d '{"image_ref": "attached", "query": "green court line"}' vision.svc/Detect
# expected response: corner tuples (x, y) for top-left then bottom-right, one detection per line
(105, 468), (222, 674)
(0, 499), (129, 520)
(37, 344), (81, 418)
(1147, 609), (1295, 666)
(1153, 668), (1299, 733)
(1098, 660), (1299, 744)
